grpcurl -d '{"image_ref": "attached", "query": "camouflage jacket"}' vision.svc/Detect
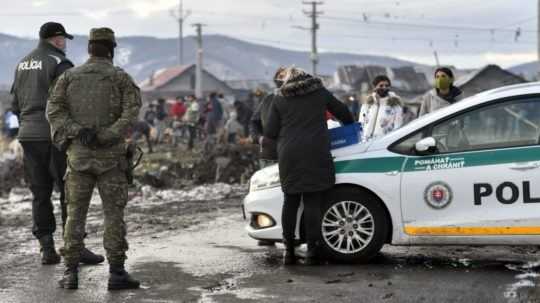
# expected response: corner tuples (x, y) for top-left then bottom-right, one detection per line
(47, 57), (141, 171)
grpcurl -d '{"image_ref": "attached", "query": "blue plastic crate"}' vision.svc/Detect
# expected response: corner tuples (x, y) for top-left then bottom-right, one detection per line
(329, 122), (362, 149)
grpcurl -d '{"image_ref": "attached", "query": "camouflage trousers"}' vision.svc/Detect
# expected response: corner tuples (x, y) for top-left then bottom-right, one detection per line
(63, 165), (128, 266)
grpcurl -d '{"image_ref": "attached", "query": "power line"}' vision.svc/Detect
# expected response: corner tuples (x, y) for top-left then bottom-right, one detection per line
(331, 32), (536, 46)
(494, 16), (536, 30)
(205, 30), (310, 49)
(321, 15), (538, 34)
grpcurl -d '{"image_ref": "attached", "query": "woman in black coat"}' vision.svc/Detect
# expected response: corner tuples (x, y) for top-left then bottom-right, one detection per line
(264, 67), (354, 265)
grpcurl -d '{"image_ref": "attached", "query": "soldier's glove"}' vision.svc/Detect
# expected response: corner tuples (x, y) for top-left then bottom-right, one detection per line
(97, 129), (121, 147)
(78, 128), (98, 147)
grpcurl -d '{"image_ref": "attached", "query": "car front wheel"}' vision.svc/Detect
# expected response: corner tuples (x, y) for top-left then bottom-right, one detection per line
(320, 187), (390, 263)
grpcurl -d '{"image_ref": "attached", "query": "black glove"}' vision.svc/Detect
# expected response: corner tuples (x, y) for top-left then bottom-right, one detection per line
(78, 128), (98, 147)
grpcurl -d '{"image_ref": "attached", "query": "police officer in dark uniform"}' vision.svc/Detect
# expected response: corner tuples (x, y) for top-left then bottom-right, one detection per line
(10, 22), (104, 265)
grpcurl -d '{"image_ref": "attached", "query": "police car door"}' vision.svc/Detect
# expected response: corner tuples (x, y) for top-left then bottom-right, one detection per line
(398, 96), (540, 244)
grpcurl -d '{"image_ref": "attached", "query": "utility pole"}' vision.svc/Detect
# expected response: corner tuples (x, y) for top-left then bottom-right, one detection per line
(433, 50), (440, 67)
(192, 23), (206, 99)
(303, 1), (323, 76)
(170, 0), (191, 65)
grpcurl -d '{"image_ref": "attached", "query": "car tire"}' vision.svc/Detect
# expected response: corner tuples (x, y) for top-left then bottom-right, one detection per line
(319, 187), (389, 263)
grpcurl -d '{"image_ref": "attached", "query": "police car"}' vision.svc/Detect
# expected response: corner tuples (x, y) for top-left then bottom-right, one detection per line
(243, 82), (540, 262)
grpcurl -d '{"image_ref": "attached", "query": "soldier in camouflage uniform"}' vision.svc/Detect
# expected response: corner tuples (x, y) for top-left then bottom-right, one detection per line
(47, 28), (141, 290)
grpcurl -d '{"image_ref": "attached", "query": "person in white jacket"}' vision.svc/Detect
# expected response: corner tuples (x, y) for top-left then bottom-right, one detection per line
(359, 75), (403, 141)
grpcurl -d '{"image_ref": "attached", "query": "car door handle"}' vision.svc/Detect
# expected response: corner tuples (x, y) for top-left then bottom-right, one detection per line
(509, 162), (540, 171)
(385, 170), (399, 176)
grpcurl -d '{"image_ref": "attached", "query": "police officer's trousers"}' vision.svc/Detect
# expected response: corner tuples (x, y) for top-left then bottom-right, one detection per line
(63, 166), (128, 266)
(20, 141), (67, 239)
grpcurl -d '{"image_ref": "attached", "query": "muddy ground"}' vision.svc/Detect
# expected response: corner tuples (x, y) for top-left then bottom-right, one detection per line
(1, 185), (540, 302)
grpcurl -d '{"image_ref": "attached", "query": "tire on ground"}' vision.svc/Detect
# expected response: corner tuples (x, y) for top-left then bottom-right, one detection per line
(319, 186), (390, 263)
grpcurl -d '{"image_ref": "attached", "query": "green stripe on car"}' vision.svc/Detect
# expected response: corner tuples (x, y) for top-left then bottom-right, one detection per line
(335, 146), (540, 174)
(335, 157), (405, 173)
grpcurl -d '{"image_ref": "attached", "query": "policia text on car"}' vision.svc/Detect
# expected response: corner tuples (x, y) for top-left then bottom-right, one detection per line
(474, 181), (540, 205)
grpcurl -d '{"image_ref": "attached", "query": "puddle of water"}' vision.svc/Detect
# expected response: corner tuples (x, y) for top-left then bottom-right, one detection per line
(504, 280), (535, 299)
(189, 273), (275, 303)
(504, 260), (540, 302)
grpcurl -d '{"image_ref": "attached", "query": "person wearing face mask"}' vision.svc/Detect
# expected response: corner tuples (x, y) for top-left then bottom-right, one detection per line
(419, 67), (463, 116)
(358, 75), (403, 142)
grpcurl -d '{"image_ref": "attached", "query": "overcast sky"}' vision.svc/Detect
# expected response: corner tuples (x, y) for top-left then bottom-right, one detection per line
(1, 0), (537, 68)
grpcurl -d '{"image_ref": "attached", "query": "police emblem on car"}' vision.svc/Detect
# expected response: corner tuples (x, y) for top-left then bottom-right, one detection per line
(424, 181), (453, 209)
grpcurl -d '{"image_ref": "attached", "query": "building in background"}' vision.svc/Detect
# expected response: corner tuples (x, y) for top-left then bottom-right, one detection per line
(453, 64), (527, 98)
(140, 64), (235, 102)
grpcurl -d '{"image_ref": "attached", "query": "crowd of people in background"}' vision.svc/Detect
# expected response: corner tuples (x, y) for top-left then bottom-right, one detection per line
(134, 91), (254, 153)
(125, 65), (462, 156)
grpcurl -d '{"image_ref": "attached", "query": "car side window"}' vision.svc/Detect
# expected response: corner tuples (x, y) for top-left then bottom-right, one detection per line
(432, 98), (540, 153)
(391, 131), (423, 155)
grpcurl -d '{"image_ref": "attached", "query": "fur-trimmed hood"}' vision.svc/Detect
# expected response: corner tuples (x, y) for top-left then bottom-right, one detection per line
(365, 92), (402, 107)
(279, 67), (324, 98)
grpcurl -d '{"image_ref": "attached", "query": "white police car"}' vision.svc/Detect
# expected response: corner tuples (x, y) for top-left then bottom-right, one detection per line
(243, 82), (540, 262)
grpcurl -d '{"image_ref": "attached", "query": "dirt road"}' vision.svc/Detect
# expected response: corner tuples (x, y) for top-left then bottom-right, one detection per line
(1, 185), (539, 303)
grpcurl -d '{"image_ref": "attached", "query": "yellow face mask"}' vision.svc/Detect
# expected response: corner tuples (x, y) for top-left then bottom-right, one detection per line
(435, 74), (452, 90)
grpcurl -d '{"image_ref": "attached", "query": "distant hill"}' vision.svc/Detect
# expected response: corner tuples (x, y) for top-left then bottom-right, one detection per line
(0, 33), (430, 85)
(509, 61), (539, 81)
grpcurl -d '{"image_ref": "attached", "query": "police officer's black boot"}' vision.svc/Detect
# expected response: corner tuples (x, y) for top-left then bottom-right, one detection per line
(283, 240), (297, 265)
(38, 235), (61, 265)
(80, 247), (105, 265)
(59, 265), (78, 289)
(108, 264), (140, 290)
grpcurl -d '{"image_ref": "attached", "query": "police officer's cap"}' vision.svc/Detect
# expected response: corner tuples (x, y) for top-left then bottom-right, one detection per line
(39, 22), (74, 40)
(89, 27), (117, 47)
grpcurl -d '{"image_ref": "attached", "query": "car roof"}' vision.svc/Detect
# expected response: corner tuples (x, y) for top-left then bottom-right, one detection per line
(368, 82), (540, 151)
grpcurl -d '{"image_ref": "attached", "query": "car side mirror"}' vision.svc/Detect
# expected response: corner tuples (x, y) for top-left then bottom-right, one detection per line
(415, 137), (437, 154)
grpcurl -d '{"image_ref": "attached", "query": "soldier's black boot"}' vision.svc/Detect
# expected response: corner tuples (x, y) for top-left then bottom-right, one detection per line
(38, 235), (61, 265)
(304, 241), (323, 266)
(59, 266), (78, 289)
(283, 240), (297, 265)
(108, 265), (140, 290)
(80, 248), (105, 265)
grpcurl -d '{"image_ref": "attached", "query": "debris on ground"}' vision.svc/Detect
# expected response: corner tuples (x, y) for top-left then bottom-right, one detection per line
(0, 142), (261, 196)
(141, 183), (246, 203)
(0, 139), (25, 196)
(134, 144), (260, 189)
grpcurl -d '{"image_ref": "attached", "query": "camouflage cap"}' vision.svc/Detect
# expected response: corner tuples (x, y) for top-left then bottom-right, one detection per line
(89, 27), (117, 46)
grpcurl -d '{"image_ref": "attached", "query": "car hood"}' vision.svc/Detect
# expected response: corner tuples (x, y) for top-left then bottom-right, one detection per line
(331, 141), (372, 158)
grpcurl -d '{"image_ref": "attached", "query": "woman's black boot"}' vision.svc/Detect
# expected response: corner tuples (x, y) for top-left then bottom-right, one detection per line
(283, 240), (297, 265)
(305, 241), (322, 266)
